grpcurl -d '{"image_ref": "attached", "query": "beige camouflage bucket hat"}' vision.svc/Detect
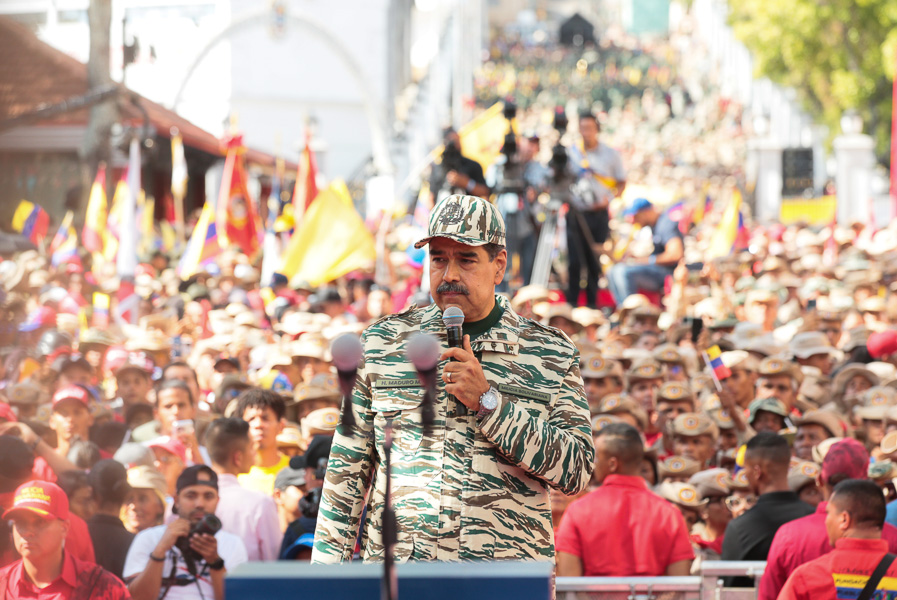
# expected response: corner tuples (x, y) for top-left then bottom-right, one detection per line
(414, 194), (506, 248)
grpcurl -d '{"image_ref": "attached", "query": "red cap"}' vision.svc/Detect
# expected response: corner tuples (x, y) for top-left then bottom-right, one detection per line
(0, 402), (17, 422)
(2, 480), (69, 520)
(52, 385), (90, 409)
(103, 346), (129, 373)
(148, 437), (187, 464)
(867, 331), (897, 359)
(821, 438), (869, 484)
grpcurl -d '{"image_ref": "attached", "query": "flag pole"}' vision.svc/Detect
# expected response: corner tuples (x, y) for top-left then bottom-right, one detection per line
(701, 350), (724, 393)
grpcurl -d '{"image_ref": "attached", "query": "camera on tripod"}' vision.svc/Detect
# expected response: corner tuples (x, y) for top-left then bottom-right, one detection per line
(174, 513), (222, 574)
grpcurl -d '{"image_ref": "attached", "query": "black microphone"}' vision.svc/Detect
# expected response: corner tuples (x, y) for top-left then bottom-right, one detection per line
(407, 333), (440, 437)
(442, 305), (467, 415)
(331, 333), (363, 435)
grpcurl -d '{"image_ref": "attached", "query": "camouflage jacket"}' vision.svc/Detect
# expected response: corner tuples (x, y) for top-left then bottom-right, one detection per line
(312, 295), (594, 564)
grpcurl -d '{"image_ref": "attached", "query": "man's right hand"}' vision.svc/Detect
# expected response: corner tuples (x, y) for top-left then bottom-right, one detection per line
(155, 518), (191, 557)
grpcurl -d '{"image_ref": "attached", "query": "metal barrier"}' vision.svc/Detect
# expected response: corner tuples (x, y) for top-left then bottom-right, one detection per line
(555, 561), (766, 600)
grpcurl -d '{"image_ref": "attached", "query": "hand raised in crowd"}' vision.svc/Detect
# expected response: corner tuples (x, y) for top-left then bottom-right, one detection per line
(441, 334), (491, 411)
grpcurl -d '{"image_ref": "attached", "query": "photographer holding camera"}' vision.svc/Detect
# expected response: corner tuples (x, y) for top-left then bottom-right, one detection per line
(429, 127), (490, 202)
(123, 465), (247, 600)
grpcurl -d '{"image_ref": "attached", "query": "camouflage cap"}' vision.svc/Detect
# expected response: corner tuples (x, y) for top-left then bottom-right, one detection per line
(720, 350), (759, 372)
(759, 355), (799, 379)
(671, 412), (719, 440)
(657, 456), (702, 479)
(303, 407), (340, 436)
(708, 406), (736, 430)
(656, 481), (706, 508)
(580, 353), (624, 380)
(414, 195), (505, 249)
(787, 460), (821, 492)
(869, 459), (897, 481)
(748, 397), (789, 422)
(657, 382), (695, 404)
(591, 413), (621, 432)
(689, 468), (731, 498)
(881, 431), (897, 456)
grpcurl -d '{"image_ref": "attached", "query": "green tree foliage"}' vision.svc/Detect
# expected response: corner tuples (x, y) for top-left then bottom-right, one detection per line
(728, 0), (897, 160)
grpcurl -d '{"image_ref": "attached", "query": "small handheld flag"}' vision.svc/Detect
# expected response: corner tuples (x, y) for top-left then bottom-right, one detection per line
(705, 345), (732, 381)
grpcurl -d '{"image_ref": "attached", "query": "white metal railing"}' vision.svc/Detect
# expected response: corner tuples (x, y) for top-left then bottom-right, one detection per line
(555, 561), (766, 600)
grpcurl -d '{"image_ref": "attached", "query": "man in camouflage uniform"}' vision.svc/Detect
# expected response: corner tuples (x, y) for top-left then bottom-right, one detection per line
(312, 194), (594, 563)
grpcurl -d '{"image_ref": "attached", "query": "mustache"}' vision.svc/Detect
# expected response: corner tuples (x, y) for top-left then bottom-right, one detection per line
(436, 282), (470, 295)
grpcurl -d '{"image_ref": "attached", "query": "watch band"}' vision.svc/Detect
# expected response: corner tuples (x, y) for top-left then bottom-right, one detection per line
(208, 557), (225, 571)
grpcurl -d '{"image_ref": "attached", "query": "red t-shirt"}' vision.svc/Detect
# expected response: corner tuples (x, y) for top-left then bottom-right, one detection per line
(0, 551), (130, 600)
(555, 474), (695, 576)
(66, 514), (96, 565)
(779, 538), (897, 600)
(761, 501), (897, 600)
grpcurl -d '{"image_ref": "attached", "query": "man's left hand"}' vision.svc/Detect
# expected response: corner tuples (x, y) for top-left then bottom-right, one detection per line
(189, 532), (220, 565)
(441, 335), (490, 411)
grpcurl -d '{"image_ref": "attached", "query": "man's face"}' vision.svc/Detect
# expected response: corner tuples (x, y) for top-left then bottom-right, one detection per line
(864, 419), (886, 446)
(165, 366), (201, 407)
(242, 406), (284, 453)
(794, 424), (829, 460)
(116, 369), (153, 406)
(584, 376), (623, 408)
(629, 379), (661, 411)
(799, 353), (833, 376)
(11, 513), (69, 562)
(58, 365), (92, 388)
(592, 436), (615, 486)
(752, 410), (786, 434)
(155, 388), (195, 436)
(50, 399), (93, 442)
(820, 320), (842, 347)
(723, 368), (756, 406)
(845, 375), (874, 403)
(757, 375), (796, 408)
(825, 500), (847, 547)
(579, 117), (599, 147)
(676, 505), (700, 530)
(656, 400), (692, 425)
(704, 497), (732, 529)
(633, 333), (660, 351)
(175, 483), (219, 525)
(429, 238), (506, 322)
(719, 428), (738, 451)
(673, 434), (715, 466)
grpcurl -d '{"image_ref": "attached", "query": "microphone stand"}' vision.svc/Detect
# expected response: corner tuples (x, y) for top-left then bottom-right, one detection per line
(382, 421), (398, 600)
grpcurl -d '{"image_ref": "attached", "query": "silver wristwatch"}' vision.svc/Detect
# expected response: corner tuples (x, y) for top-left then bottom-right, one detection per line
(476, 387), (500, 418)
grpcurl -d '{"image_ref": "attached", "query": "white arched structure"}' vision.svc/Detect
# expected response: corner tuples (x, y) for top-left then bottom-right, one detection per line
(171, 8), (394, 175)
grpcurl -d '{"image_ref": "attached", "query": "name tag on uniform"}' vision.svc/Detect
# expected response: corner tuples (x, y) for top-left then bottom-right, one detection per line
(498, 384), (551, 403)
(373, 378), (420, 390)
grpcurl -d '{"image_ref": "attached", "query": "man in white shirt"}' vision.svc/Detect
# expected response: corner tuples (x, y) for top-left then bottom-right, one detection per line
(123, 465), (248, 600)
(205, 417), (281, 561)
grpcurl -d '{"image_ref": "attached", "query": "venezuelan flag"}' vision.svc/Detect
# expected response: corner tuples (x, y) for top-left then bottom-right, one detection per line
(177, 201), (219, 278)
(706, 345), (732, 380)
(50, 211), (78, 266)
(12, 200), (49, 245)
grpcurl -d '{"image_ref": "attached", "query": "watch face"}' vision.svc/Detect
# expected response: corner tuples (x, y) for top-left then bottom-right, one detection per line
(481, 390), (499, 410)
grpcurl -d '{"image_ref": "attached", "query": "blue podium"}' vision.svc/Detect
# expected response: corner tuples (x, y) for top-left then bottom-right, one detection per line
(227, 561), (553, 599)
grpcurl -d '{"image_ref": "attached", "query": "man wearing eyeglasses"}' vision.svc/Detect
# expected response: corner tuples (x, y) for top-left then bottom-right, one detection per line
(0, 480), (129, 600)
(123, 465), (248, 600)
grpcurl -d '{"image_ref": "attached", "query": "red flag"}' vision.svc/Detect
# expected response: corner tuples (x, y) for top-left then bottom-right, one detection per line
(291, 130), (319, 220)
(216, 133), (261, 258)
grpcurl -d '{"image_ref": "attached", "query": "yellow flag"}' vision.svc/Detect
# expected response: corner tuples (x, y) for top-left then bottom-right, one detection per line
(457, 102), (514, 171)
(707, 189), (743, 260)
(279, 180), (375, 286)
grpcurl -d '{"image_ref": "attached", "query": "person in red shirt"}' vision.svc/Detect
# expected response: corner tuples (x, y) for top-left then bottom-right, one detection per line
(556, 422), (694, 576)
(779, 479), (897, 600)
(760, 438), (897, 600)
(0, 480), (129, 600)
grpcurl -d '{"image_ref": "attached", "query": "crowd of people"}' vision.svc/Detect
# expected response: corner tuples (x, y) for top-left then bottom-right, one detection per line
(2, 13), (897, 600)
